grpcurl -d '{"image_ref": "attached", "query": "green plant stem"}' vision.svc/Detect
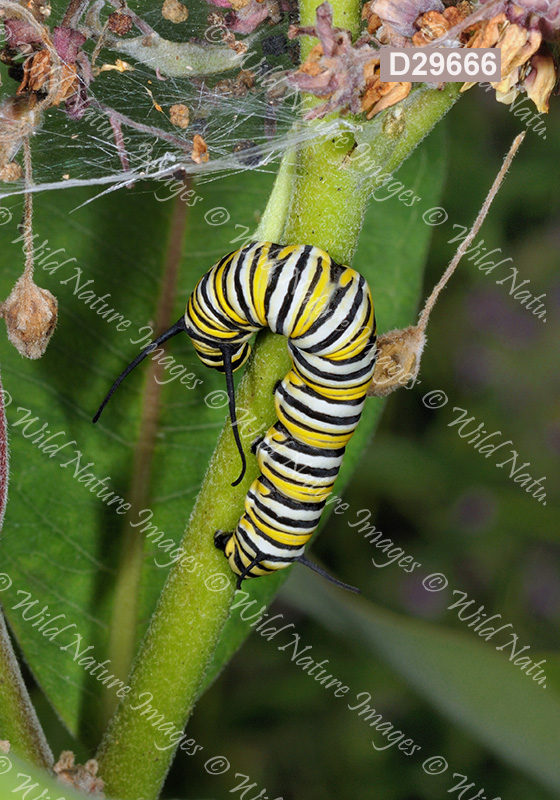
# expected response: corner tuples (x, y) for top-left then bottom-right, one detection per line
(0, 610), (53, 770)
(97, 20), (460, 800)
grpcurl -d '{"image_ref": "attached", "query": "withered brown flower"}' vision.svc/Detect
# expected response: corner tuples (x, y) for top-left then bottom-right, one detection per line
(1, 273), (58, 360)
(288, 1), (374, 119)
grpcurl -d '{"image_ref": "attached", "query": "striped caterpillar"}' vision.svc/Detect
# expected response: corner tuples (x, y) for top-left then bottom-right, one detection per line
(94, 241), (377, 591)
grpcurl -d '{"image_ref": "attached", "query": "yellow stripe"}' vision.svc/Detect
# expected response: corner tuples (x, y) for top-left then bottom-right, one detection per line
(259, 466), (333, 503)
(246, 506), (313, 546)
(276, 407), (355, 448)
(214, 254), (247, 327)
(252, 243), (273, 325)
(291, 264), (332, 338)
(327, 314), (374, 360)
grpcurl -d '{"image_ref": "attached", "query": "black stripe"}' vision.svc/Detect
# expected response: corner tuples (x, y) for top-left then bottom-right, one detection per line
(237, 520), (305, 552)
(278, 384), (363, 426)
(259, 442), (341, 477)
(248, 244), (264, 313)
(279, 405), (357, 439)
(289, 379), (367, 408)
(217, 252), (255, 331)
(198, 275), (240, 333)
(254, 476), (325, 511)
(292, 282), (351, 342)
(232, 247), (261, 326)
(272, 421), (346, 457)
(289, 256), (325, 334)
(290, 352), (376, 385)
(304, 285), (367, 354)
(261, 462), (336, 494)
(275, 245), (312, 332)
(263, 258), (283, 319)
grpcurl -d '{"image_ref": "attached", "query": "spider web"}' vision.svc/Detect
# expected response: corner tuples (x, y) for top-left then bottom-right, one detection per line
(0, 0), (337, 200)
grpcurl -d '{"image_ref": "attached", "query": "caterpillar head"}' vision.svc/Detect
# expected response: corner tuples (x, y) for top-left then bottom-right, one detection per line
(93, 316), (249, 487)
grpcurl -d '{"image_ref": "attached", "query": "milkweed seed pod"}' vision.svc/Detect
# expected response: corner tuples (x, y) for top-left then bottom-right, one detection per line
(1, 273), (58, 359)
(367, 325), (426, 397)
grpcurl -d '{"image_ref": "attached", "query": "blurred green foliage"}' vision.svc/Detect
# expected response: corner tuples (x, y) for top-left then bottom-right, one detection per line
(160, 91), (559, 800)
(1, 40), (558, 800)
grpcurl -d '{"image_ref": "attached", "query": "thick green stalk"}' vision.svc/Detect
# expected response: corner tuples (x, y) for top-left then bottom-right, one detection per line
(97, 15), (460, 800)
(0, 611), (53, 770)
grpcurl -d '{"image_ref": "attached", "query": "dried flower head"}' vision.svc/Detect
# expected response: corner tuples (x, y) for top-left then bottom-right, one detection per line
(412, 4), (472, 45)
(370, 0), (444, 38)
(524, 51), (556, 111)
(460, 11), (556, 112)
(162, 0), (189, 24)
(169, 103), (190, 128)
(17, 49), (82, 106)
(0, 161), (23, 182)
(361, 58), (411, 118)
(108, 11), (133, 36)
(54, 752), (104, 797)
(367, 134), (525, 399)
(367, 326), (425, 396)
(288, 1), (375, 119)
(1, 273), (57, 359)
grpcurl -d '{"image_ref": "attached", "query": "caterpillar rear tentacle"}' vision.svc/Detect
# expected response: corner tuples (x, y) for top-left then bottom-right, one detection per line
(94, 242), (377, 591)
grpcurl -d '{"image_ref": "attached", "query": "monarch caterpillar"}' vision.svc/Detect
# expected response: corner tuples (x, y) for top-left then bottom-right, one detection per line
(94, 241), (377, 591)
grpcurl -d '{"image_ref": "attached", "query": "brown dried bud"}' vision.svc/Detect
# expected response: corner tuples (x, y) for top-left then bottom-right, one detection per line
(161, 0), (189, 23)
(108, 11), (133, 35)
(54, 752), (104, 797)
(367, 325), (426, 397)
(191, 134), (209, 164)
(0, 162), (23, 182)
(1, 274), (57, 359)
(372, 0), (444, 37)
(169, 103), (190, 128)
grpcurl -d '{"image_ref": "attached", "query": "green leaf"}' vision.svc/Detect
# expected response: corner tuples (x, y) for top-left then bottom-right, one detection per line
(0, 120), (447, 746)
(283, 571), (560, 795)
(0, 749), (112, 800)
(0, 173), (275, 742)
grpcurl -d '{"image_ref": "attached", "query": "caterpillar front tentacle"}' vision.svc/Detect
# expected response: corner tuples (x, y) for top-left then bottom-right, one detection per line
(94, 241), (377, 592)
